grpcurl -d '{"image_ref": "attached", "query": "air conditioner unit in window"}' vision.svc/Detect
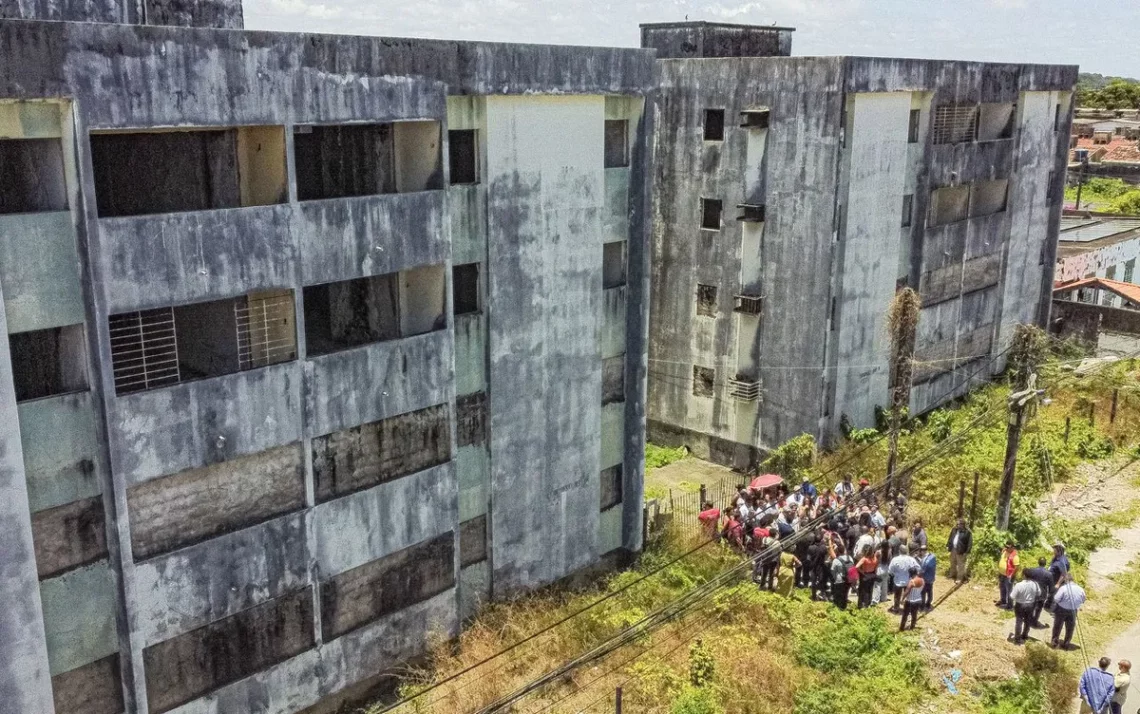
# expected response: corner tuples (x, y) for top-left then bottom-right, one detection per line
(733, 294), (763, 315)
(736, 203), (766, 222)
(728, 375), (762, 402)
(739, 108), (771, 129)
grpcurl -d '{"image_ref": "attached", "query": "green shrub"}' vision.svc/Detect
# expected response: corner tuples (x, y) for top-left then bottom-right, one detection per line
(1015, 643), (1078, 714)
(647, 443), (689, 470)
(670, 686), (724, 714)
(980, 675), (1048, 714)
(928, 410), (954, 443)
(764, 434), (817, 479)
(688, 639), (716, 687)
(848, 428), (880, 444)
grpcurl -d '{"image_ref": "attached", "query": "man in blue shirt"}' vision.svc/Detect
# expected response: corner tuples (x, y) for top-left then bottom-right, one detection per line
(800, 476), (818, 501)
(1047, 542), (1071, 610)
(1080, 658), (1117, 714)
(918, 547), (937, 611)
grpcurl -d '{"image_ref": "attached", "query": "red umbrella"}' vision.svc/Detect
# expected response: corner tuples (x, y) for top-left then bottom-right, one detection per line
(749, 473), (783, 491)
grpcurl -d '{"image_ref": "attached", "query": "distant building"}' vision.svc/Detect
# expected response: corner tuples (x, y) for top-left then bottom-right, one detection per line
(644, 21), (1076, 468)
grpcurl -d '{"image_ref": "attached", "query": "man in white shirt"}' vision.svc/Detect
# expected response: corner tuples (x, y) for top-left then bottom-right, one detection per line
(1009, 577), (1041, 644)
(835, 476), (855, 501)
(888, 546), (919, 613)
(870, 505), (887, 529)
(1051, 575), (1087, 649)
(1112, 660), (1131, 714)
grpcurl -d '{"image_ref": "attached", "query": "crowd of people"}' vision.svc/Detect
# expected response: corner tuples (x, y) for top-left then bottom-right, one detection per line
(697, 474), (945, 631)
(995, 539), (1091, 649)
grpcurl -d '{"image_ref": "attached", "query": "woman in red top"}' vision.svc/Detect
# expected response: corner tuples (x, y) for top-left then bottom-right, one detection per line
(722, 513), (744, 549)
(697, 502), (720, 539)
(855, 549), (880, 609)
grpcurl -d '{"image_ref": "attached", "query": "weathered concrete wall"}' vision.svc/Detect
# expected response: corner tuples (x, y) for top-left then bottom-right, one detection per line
(485, 94), (604, 593)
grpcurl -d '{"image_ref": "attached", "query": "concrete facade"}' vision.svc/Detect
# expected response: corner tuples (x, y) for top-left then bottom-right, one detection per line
(645, 23), (1077, 467)
(0, 6), (652, 713)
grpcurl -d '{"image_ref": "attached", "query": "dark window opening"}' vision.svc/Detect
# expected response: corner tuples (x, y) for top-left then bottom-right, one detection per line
(739, 108), (770, 130)
(448, 129), (478, 185)
(110, 291), (296, 395)
(0, 138), (67, 215)
(704, 109), (725, 141)
(453, 263), (481, 315)
(603, 242), (627, 289)
(604, 120), (629, 168)
(978, 103), (1016, 141)
(91, 127), (286, 217)
(293, 121), (442, 201)
(456, 392), (487, 448)
(907, 109), (921, 144)
(902, 194), (914, 227)
(304, 274), (399, 357)
(602, 356), (625, 406)
(700, 198), (722, 231)
(692, 366), (715, 398)
(9, 324), (88, 402)
(1054, 103), (1062, 132)
(696, 284), (718, 317)
(600, 464), (622, 511)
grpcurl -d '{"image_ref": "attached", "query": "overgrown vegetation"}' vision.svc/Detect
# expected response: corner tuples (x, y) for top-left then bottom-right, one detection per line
(980, 644), (1077, 714)
(1076, 73), (1140, 109)
(1064, 177), (1140, 215)
(647, 443), (690, 470)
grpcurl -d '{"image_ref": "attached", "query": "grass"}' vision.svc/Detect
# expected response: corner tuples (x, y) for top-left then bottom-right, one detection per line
(647, 443), (690, 470)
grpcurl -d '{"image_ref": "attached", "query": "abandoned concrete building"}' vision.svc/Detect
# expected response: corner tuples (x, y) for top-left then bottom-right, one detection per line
(0, 3), (653, 712)
(643, 21), (1078, 468)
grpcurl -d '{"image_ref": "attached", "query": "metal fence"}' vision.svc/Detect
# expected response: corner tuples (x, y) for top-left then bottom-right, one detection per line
(647, 475), (743, 537)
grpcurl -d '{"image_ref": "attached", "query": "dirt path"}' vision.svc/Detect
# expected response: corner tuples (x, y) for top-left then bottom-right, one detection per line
(918, 457), (1140, 704)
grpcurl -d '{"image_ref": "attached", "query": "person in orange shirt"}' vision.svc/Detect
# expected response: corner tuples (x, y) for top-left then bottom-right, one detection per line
(996, 540), (1020, 610)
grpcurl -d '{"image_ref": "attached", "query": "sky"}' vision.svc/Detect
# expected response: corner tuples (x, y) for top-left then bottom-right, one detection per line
(242, 0), (1138, 78)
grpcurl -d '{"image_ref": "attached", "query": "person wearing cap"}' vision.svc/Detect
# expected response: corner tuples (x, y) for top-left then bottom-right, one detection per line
(1080, 657), (1116, 714)
(1112, 660), (1131, 714)
(946, 518), (972, 584)
(1052, 574), (1086, 649)
(996, 540), (1020, 609)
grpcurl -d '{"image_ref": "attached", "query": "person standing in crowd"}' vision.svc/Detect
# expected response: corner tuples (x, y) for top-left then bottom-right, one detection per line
(875, 534), (893, 605)
(722, 511), (744, 549)
(801, 475), (818, 501)
(900, 566), (924, 631)
(946, 518), (972, 584)
(1047, 542), (1071, 610)
(919, 546), (937, 611)
(698, 501), (721, 539)
(996, 540), (1020, 609)
(830, 543), (854, 610)
(870, 504), (887, 529)
(805, 532), (829, 601)
(909, 519), (928, 552)
(1009, 576), (1041, 645)
(855, 545), (879, 609)
(835, 474), (855, 501)
(888, 545), (919, 613)
(1023, 557), (1054, 628)
(1052, 574), (1086, 649)
(757, 533), (781, 592)
(1112, 660), (1131, 714)
(1080, 658), (1117, 714)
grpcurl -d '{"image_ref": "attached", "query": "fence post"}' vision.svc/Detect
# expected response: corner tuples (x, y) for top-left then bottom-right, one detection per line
(642, 506), (649, 546)
(1064, 416), (1071, 444)
(615, 686), (623, 714)
(1111, 389), (1119, 424)
(699, 483), (707, 507)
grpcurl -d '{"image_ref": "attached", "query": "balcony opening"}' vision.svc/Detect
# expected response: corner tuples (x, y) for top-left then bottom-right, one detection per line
(604, 120), (629, 168)
(294, 121), (442, 201)
(696, 284), (718, 317)
(704, 109), (725, 141)
(90, 127), (287, 217)
(603, 241), (627, 289)
(931, 104), (978, 145)
(978, 103), (1015, 141)
(907, 109), (921, 144)
(728, 374), (761, 402)
(452, 263), (481, 315)
(733, 294), (762, 315)
(303, 274), (400, 357)
(400, 264), (447, 337)
(109, 290), (296, 395)
(602, 355), (624, 405)
(692, 365), (715, 398)
(969, 179), (1008, 218)
(456, 392), (487, 448)
(0, 138), (68, 215)
(736, 203), (765, 223)
(700, 198), (722, 231)
(9, 324), (88, 402)
(929, 185), (969, 226)
(448, 129), (479, 185)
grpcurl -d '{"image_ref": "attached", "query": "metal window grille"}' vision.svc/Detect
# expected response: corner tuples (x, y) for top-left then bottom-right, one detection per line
(1124, 261), (1135, 284)
(109, 308), (180, 394)
(733, 294), (763, 315)
(931, 105), (978, 145)
(236, 293), (296, 370)
(728, 376), (761, 402)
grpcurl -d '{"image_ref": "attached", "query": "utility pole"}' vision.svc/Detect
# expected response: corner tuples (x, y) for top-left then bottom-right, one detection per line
(886, 287), (921, 494)
(996, 326), (1048, 531)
